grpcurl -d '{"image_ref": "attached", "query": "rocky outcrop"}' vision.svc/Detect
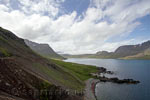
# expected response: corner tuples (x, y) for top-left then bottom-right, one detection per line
(99, 76), (140, 84)
(90, 67), (140, 84)
(90, 67), (113, 78)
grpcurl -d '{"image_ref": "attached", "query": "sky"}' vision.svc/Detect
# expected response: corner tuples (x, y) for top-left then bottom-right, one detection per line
(0, 0), (150, 54)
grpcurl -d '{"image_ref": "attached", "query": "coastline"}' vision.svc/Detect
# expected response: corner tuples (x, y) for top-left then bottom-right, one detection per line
(84, 78), (99, 100)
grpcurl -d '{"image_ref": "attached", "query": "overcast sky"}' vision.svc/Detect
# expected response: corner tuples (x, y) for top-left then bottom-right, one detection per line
(0, 0), (150, 54)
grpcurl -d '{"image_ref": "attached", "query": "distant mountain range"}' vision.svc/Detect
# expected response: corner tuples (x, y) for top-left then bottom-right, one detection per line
(25, 39), (65, 60)
(62, 41), (150, 60)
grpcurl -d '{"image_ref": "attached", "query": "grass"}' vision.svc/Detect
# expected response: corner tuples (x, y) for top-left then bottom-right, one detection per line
(0, 47), (11, 57)
(0, 36), (9, 43)
(32, 58), (99, 91)
(50, 59), (98, 81)
(32, 63), (85, 90)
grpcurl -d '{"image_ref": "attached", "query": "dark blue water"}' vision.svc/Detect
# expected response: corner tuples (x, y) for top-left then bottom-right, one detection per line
(64, 58), (150, 100)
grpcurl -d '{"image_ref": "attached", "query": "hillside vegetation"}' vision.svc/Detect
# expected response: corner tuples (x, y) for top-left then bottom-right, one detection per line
(51, 59), (98, 81)
(0, 27), (98, 100)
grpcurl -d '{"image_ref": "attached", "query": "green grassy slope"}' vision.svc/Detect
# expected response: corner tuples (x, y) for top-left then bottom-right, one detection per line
(51, 59), (99, 81)
(0, 27), (86, 91)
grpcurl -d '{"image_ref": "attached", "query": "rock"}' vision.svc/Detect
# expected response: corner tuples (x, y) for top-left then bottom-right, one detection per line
(92, 67), (140, 84)
(99, 76), (140, 84)
(5, 82), (11, 86)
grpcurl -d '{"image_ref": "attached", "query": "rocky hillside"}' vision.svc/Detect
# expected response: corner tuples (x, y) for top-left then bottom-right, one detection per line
(0, 58), (71, 100)
(0, 27), (84, 100)
(24, 39), (65, 60)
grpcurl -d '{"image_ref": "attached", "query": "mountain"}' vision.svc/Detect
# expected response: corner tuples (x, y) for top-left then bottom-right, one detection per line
(121, 47), (150, 59)
(63, 41), (150, 60)
(114, 41), (150, 57)
(96, 51), (110, 55)
(0, 27), (84, 100)
(98, 41), (150, 59)
(24, 39), (65, 60)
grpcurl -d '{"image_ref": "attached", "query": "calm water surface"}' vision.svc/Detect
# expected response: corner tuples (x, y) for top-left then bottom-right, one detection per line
(64, 58), (150, 100)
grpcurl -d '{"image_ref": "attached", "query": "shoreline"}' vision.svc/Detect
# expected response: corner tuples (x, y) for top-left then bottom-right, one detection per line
(84, 78), (99, 100)
(85, 66), (140, 100)
(93, 80), (100, 100)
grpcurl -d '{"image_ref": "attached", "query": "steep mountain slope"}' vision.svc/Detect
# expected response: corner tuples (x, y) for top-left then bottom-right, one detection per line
(0, 58), (71, 100)
(0, 27), (84, 100)
(121, 48), (150, 59)
(114, 41), (150, 57)
(24, 39), (65, 60)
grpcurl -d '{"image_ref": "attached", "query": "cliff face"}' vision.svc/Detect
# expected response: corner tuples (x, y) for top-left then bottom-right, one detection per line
(0, 27), (83, 100)
(24, 39), (65, 60)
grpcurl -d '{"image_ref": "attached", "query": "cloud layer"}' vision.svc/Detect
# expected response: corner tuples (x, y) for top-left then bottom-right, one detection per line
(0, 0), (150, 54)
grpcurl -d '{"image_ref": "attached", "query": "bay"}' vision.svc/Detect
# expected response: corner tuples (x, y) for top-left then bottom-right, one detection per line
(65, 58), (150, 100)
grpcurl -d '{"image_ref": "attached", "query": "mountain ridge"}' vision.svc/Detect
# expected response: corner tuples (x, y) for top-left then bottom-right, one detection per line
(24, 39), (65, 60)
(62, 40), (150, 59)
